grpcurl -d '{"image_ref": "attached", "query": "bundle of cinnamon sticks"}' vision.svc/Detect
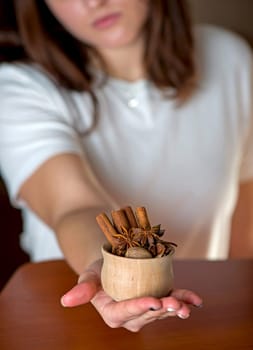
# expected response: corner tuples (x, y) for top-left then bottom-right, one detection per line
(96, 206), (176, 258)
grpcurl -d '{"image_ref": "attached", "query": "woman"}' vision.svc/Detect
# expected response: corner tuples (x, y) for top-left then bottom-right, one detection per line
(0, 0), (252, 331)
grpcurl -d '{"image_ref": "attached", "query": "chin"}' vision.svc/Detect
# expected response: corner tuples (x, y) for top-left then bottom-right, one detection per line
(97, 34), (140, 50)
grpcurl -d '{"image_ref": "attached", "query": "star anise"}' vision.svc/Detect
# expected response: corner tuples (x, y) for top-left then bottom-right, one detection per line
(112, 226), (141, 256)
(96, 206), (177, 258)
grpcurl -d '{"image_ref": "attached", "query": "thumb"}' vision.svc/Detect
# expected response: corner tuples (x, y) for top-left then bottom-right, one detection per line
(61, 270), (101, 307)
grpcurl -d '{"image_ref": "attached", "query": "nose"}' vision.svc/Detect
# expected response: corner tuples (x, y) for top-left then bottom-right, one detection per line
(84, 0), (106, 8)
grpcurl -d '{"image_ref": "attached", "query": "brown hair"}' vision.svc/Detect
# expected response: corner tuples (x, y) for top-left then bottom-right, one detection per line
(0, 0), (195, 128)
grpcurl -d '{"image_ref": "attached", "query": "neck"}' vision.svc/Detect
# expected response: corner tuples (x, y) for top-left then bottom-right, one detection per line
(94, 39), (146, 82)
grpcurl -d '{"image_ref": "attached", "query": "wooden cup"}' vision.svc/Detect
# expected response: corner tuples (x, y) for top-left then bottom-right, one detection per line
(101, 243), (175, 301)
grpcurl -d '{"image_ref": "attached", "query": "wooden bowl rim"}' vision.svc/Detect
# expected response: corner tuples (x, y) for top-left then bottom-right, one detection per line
(101, 243), (175, 261)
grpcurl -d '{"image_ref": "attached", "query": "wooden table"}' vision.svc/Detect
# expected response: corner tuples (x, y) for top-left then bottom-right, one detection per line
(0, 260), (253, 350)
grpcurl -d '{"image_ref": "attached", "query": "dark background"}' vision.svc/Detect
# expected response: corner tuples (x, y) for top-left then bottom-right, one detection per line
(0, 178), (28, 290)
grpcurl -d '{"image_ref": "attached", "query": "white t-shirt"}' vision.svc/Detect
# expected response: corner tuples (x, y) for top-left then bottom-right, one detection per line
(0, 25), (253, 261)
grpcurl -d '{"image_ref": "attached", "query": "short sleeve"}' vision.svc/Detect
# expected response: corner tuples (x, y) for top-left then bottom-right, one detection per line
(0, 64), (84, 204)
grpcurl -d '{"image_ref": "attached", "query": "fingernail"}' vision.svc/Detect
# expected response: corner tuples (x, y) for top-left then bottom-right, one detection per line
(178, 313), (189, 319)
(61, 297), (67, 307)
(149, 306), (161, 311)
(167, 307), (176, 312)
(194, 303), (203, 308)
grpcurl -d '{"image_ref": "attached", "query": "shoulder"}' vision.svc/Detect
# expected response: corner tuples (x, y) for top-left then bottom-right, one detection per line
(0, 63), (74, 111)
(0, 63), (60, 96)
(193, 25), (253, 146)
(194, 24), (253, 103)
(0, 63), (72, 124)
(0, 63), (67, 112)
(194, 24), (252, 70)
(0, 63), (92, 113)
(195, 24), (252, 55)
(0, 63), (94, 133)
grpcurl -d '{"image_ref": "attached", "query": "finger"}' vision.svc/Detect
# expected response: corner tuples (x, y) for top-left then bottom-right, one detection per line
(160, 297), (192, 319)
(61, 271), (101, 307)
(170, 289), (203, 307)
(123, 312), (157, 332)
(114, 305), (167, 332)
(160, 296), (182, 312)
(159, 291), (201, 320)
(151, 299), (181, 320)
(93, 296), (162, 328)
(175, 302), (191, 319)
(121, 303), (181, 332)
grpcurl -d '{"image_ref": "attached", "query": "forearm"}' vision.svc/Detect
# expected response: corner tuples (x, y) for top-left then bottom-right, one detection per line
(229, 215), (253, 258)
(229, 182), (253, 258)
(54, 207), (108, 274)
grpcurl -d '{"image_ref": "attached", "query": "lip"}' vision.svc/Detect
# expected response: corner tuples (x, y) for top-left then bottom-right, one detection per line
(92, 13), (121, 30)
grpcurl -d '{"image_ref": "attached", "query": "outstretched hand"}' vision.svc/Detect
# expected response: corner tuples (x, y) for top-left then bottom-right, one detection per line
(61, 259), (203, 332)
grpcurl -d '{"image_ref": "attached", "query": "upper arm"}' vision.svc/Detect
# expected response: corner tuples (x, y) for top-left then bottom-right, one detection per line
(229, 180), (253, 258)
(18, 153), (106, 229)
(0, 64), (100, 224)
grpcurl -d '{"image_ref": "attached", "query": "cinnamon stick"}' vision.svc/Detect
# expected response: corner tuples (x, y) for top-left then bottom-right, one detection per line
(135, 206), (151, 230)
(111, 209), (130, 233)
(96, 213), (118, 247)
(122, 206), (138, 228)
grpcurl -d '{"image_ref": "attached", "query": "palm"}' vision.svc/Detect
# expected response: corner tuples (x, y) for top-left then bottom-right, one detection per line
(61, 260), (202, 332)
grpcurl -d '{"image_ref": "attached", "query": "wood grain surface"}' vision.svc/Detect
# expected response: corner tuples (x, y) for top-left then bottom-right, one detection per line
(1, 259), (253, 350)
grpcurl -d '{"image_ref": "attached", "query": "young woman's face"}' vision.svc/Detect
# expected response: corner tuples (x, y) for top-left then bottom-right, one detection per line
(45, 0), (149, 50)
